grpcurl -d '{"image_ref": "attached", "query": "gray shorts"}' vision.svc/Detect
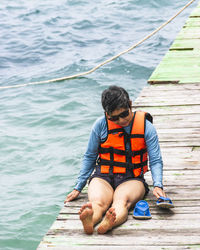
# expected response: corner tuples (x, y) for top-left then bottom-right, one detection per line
(89, 167), (149, 195)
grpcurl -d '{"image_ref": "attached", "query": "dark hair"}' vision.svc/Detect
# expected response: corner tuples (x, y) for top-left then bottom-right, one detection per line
(101, 86), (130, 115)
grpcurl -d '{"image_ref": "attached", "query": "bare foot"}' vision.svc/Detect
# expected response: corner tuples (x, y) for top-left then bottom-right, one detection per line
(97, 207), (116, 234)
(79, 202), (94, 235)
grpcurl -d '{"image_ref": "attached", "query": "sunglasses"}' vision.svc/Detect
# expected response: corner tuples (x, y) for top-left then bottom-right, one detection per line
(107, 109), (130, 121)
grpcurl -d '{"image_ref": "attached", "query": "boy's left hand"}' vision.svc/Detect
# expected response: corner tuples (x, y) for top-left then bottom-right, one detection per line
(153, 186), (166, 199)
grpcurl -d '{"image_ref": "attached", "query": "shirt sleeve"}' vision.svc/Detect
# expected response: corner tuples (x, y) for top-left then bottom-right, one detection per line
(74, 117), (106, 191)
(145, 120), (163, 188)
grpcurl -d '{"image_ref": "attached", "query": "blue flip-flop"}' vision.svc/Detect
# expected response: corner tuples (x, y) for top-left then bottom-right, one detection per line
(156, 196), (174, 208)
(133, 200), (152, 219)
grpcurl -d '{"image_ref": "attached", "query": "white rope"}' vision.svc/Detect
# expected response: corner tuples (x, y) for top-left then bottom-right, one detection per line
(0, 0), (196, 90)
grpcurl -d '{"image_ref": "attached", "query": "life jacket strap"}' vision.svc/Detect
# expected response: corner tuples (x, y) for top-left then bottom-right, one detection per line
(99, 159), (148, 170)
(108, 128), (124, 134)
(99, 147), (147, 157)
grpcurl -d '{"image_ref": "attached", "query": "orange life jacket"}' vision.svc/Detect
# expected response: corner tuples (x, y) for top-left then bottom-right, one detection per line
(98, 111), (153, 177)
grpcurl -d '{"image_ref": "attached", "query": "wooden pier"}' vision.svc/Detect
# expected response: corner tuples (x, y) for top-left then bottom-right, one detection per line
(38, 2), (200, 249)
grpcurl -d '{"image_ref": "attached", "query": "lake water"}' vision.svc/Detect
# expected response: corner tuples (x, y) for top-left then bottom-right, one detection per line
(0, 0), (196, 249)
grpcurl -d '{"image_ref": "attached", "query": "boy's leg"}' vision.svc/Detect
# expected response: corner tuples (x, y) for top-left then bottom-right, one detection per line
(97, 180), (145, 234)
(79, 177), (114, 234)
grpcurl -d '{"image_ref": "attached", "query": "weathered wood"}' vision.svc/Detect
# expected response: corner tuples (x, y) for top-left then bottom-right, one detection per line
(137, 91), (200, 99)
(59, 193), (200, 210)
(156, 127), (200, 133)
(57, 212), (200, 221)
(159, 142), (200, 147)
(148, 46), (200, 83)
(144, 83), (200, 90)
(37, 246), (200, 250)
(133, 101), (200, 107)
(171, 40), (200, 49)
(134, 105), (200, 115)
(153, 113), (200, 120)
(158, 137), (200, 142)
(190, 7), (200, 17)
(60, 206), (200, 217)
(138, 92), (200, 99)
(39, 233), (200, 247)
(184, 17), (200, 27)
(155, 122), (200, 129)
(49, 219), (200, 232)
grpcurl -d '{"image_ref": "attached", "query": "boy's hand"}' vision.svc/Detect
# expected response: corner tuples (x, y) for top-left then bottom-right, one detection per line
(153, 186), (166, 199)
(64, 189), (80, 203)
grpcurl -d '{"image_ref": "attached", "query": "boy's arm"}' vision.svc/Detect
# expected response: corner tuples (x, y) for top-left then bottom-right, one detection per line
(145, 120), (166, 198)
(65, 117), (105, 202)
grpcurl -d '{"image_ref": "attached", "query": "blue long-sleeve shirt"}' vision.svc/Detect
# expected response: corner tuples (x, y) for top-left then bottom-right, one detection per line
(74, 116), (163, 191)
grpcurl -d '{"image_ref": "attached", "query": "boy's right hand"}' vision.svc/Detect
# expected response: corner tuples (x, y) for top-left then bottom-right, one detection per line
(64, 189), (80, 203)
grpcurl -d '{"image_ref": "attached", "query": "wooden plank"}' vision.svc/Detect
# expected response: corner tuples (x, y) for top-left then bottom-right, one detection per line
(161, 147), (199, 154)
(149, 60), (200, 71)
(37, 246), (200, 250)
(161, 152), (200, 159)
(61, 190), (200, 215)
(137, 89), (200, 97)
(158, 136), (200, 142)
(152, 113), (200, 121)
(134, 100), (200, 106)
(49, 218), (200, 230)
(190, 8), (200, 17)
(148, 73), (200, 83)
(154, 50), (200, 60)
(170, 40), (200, 49)
(164, 54), (200, 62)
(162, 178), (200, 186)
(148, 74), (200, 84)
(177, 26), (200, 34)
(159, 142), (200, 147)
(178, 25), (200, 31)
(155, 122), (200, 129)
(162, 165), (200, 171)
(48, 220), (200, 236)
(133, 102), (200, 107)
(133, 105), (200, 115)
(60, 194), (200, 210)
(138, 96), (200, 104)
(148, 46), (200, 83)
(161, 163), (200, 171)
(184, 17), (200, 27)
(38, 235), (200, 247)
(60, 206), (200, 217)
(154, 120), (200, 129)
(157, 133), (200, 139)
(176, 31), (200, 39)
(148, 79), (200, 84)
(138, 90), (200, 98)
(162, 170), (200, 176)
(144, 83), (200, 90)
(57, 212), (200, 221)
(156, 128), (200, 133)
(148, 68), (200, 77)
(136, 95), (200, 102)
(159, 139), (200, 145)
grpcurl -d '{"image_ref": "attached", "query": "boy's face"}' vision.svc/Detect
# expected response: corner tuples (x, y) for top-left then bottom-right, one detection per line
(106, 107), (133, 127)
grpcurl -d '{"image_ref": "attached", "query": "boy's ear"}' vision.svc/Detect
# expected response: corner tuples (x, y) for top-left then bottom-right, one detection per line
(129, 100), (132, 108)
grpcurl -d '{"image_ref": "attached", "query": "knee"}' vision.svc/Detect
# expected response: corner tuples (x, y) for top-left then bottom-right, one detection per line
(112, 199), (129, 209)
(92, 200), (110, 212)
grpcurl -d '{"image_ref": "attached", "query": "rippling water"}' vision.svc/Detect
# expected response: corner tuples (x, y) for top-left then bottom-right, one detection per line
(0, 0), (196, 249)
